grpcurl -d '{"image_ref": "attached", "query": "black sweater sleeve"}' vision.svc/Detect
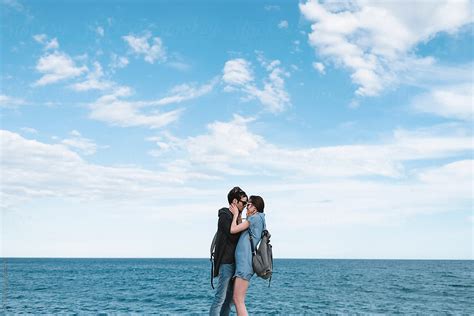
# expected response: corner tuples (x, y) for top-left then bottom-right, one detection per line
(218, 212), (233, 237)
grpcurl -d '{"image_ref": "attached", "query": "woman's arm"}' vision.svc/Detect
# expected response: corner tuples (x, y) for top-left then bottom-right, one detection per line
(237, 212), (242, 224)
(229, 203), (250, 234)
(230, 212), (249, 234)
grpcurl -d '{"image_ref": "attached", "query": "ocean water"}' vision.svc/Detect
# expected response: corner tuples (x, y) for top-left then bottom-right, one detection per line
(1, 258), (472, 314)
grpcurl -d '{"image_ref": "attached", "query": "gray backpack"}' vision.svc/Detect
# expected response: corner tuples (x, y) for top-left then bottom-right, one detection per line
(249, 227), (273, 286)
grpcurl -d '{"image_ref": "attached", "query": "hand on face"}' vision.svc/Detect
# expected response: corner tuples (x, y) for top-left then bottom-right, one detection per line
(229, 203), (239, 215)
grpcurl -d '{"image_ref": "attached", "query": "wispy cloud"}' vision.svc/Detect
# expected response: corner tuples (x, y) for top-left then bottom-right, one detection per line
(299, 0), (473, 96)
(155, 77), (218, 106)
(167, 61), (191, 72)
(278, 20), (288, 29)
(1, 129), (216, 208)
(222, 54), (291, 113)
(33, 33), (59, 50)
(123, 31), (166, 64)
(264, 4), (280, 11)
(263, 158), (472, 232)
(87, 75), (218, 128)
(312, 62), (325, 74)
(2, 0), (33, 19)
(33, 51), (88, 86)
(60, 130), (99, 155)
(141, 116), (474, 235)
(89, 86), (184, 129)
(109, 53), (129, 72)
(222, 58), (254, 86)
(2, 125), (472, 237)
(20, 127), (38, 134)
(412, 83), (473, 121)
(152, 116), (473, 179)
(70, 61), (114, 91)
(0, 94), (26, 107)
(96, 26), (104, 37)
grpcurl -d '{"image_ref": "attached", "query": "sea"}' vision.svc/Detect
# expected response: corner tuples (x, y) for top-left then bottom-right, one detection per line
(1, 258), (472, 314)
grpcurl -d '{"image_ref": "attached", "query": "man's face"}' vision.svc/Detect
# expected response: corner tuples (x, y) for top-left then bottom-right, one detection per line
(236, 196), (248, 212)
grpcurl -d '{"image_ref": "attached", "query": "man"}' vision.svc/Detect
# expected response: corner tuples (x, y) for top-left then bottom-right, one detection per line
(210, 186), (248, 316)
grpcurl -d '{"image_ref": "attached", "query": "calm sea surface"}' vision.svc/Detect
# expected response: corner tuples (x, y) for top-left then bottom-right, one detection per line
(1, 258), (472, 314)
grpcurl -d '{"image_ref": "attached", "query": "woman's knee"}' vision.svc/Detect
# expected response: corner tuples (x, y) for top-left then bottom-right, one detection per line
(233, 292), (244, 305)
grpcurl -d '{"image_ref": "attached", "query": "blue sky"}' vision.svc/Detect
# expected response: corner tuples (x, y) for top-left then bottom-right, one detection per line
(1, 0), (473, 259)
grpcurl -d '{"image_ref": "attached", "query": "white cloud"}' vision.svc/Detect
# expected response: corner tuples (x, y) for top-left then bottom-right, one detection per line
(312, 61), (326, 74)
(88, 86), (183, 129)
(33, 34), (46, 43)
(33, 34), (59, 50)
(264, 5), (280, 11)
(278, 20), (289, 29)
(0, 130), (215, 208)
(3, 0), (33, 18)
(0, 94), (26, 107)
(167, 61), (191, 71)
(141, 117), (473, 248)
(262, 157), (472, 236)
(412, 83), (473, 121)
(222, 56), (291, 113)
(3, 0), (24, 10)
(155, 77), (218, 106)
(20, 127), (38, 134)
(87, 75), (217, 128)
(146, 132), (185, 158)
(96, 26), (104, 37)
(70, 61), (114, 91)
(418, 159), (473, 184)
(299, 0), (474, 96)
(60, 130), (99, 155)
(34, 51), (88, 86)
(222, 58), (254, 86)
(110, 53), (129, 70)
(122, 32), (166, 64)
(292, 40), (301, 53)
(155, 116), (473, 179)
(45, 38), (59, 50)
(349, 99), (360, 108)
(3, 125), (472, 258)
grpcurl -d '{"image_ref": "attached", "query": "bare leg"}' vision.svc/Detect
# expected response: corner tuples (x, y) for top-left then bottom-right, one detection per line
(233, 277), (249, 316)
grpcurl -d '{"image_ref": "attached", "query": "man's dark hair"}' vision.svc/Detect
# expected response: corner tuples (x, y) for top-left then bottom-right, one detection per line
(249, 195), (265, 213)
(227, 186), (247, 204)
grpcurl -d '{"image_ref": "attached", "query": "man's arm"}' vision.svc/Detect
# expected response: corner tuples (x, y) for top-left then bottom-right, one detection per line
(218, 213), (233, 238)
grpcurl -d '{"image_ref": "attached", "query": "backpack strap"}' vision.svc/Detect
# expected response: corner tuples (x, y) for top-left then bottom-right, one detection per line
(210, 232), (217, 289)
(210, 256), (215, 289)
(248, 226), (256, 256)
(268, 244), (273, 288)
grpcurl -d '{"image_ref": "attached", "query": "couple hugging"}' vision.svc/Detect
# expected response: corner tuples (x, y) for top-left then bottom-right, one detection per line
(210, 186), (267, 316)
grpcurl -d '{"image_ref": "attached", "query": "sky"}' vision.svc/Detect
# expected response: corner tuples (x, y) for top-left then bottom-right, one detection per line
(1, 0), (473, 259)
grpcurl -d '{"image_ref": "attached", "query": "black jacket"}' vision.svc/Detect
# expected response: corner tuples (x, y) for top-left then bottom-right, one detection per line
(213, 207), (241, 277)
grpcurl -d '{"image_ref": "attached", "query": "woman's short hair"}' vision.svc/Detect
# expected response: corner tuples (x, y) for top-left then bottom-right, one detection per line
(249, 195), (265, 213)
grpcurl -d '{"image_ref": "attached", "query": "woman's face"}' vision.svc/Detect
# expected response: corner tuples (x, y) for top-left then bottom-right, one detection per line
(246, 201), (257, 217)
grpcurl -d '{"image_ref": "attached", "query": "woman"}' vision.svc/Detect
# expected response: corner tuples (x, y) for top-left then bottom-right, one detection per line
(229, 195), (266, 316)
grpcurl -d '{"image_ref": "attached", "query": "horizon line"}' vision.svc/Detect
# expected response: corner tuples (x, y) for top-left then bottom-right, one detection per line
(1, 257), (473, 261)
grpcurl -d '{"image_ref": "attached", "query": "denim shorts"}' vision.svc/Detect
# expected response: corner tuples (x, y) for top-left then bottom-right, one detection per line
(234, 270), (253, 281)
